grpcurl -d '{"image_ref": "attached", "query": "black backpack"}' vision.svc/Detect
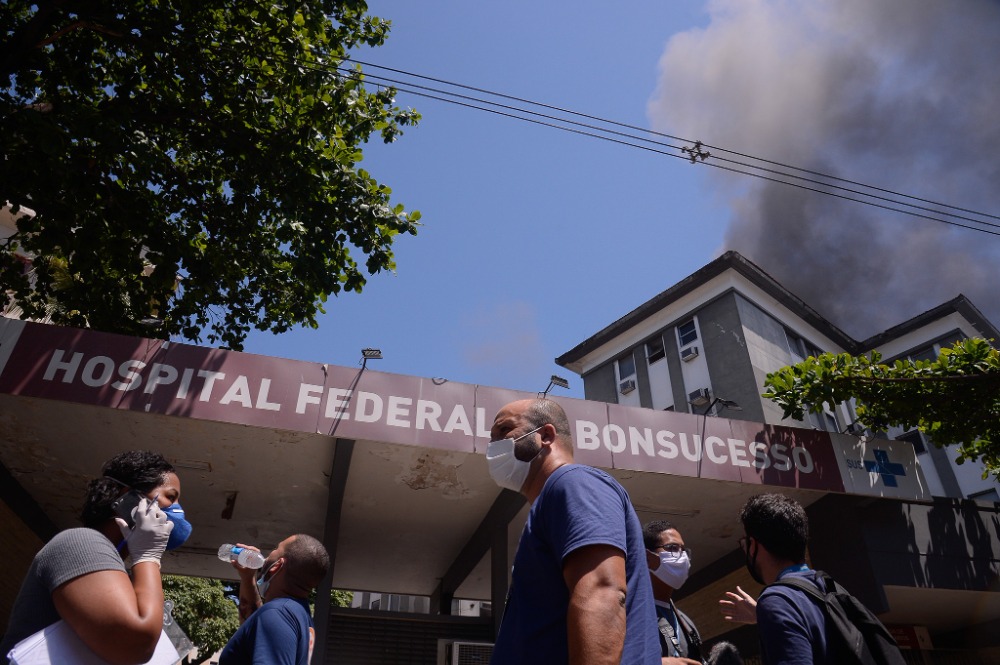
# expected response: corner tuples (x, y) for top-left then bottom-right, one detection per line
(771, 570), (906, 665)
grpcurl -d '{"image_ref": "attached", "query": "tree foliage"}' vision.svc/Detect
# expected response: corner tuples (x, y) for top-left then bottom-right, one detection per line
(1, 0), (420, 349)
(763, 338), (1000, 479)
(162, 574), (240, 658)
(332, 588), (353, 607)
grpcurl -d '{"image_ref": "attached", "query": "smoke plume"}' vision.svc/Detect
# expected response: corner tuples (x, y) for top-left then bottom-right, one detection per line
(650, 0), (1000, 339)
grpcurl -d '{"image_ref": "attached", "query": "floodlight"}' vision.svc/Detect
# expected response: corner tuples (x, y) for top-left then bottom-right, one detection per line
(540, 374), (570, 398)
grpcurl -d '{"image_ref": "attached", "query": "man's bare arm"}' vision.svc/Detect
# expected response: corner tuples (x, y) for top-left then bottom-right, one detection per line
(563, 544), (628, 665)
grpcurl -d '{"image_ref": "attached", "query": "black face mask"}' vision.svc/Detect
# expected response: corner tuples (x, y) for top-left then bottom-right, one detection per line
(744, 538), (766, 585)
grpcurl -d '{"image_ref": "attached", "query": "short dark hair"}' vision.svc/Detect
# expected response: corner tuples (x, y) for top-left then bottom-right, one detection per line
(642, 519), (677, 551)
(739, 493), (808, 562)
(81, 451), (175, 528)
(522, 399), (572, 441)
(285, 534), (330, 591)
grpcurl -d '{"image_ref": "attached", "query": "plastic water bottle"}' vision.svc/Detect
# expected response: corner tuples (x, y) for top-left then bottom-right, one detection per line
(218, 544), (266, 569)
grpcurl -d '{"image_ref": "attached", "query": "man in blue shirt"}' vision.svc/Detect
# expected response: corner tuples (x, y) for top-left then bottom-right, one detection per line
(220, 534), (330, 665)
(486, 398), (660, 665)
(739, 493), (830, 665)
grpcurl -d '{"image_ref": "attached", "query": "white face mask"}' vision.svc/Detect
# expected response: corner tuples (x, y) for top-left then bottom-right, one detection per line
(486, 426), (544, 492)
(651, 550), (691, 589)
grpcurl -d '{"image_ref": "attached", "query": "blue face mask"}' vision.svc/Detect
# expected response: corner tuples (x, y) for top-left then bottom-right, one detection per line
(163, 502), (192, 550)
(257, 561), (277, 599)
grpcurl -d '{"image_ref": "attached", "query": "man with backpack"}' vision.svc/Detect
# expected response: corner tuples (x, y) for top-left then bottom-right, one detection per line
(738, 493), (905, 665)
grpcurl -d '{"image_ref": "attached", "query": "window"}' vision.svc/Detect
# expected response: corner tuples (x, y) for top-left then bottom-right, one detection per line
(896, 430), (927, 455)
(970, 488), (1000, 502)
(807, 409), (839, 433)
(677, 319), (698, 346)
(617, 353), (636, 379)
(909, 346), (938, 363)
(646, 337), (665, 363)
(908, 332), (965, 363)
(786, 329), (822, 362)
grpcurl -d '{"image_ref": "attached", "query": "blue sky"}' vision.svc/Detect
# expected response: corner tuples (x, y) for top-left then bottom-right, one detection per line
(243, 1), (727, 398)
(242, 0), (1000, 398)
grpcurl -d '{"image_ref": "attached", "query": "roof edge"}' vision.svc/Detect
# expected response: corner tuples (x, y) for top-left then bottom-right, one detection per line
(556, 251), (858, 367)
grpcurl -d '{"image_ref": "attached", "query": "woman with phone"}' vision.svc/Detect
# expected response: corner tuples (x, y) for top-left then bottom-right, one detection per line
(0, 450), (191, 665)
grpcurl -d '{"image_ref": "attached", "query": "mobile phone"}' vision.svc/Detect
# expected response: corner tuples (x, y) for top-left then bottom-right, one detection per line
(111, 490), (145, 529)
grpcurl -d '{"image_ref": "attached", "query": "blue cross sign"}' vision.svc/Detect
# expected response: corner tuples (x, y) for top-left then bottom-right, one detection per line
(864, 449), (906, 487)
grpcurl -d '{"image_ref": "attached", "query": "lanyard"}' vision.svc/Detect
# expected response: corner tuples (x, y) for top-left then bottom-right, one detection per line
(657, 601), (684, 657)
(778, 563), (810, 577)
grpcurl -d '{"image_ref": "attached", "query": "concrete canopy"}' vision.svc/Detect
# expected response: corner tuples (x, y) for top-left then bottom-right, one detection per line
(0, 390), (822, 597)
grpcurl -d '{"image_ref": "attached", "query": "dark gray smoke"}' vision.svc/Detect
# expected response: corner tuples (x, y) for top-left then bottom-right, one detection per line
(650, 0), (1000, 338)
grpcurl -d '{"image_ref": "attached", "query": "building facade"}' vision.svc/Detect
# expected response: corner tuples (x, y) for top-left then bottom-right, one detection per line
(556, 251), (999, 501)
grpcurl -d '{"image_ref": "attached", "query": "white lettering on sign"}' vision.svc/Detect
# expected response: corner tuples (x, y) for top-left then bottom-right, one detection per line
(573, 420), (816, 473)
(82, 356), (114, 387)
(416, 400), (442, 431)
(386, 396), (412, 428)
(35, 348), (819, 474)
(29, 349), (485, 444)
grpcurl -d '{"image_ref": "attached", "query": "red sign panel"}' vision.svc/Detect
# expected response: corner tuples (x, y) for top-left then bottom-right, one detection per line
(0, 320), (846, 490)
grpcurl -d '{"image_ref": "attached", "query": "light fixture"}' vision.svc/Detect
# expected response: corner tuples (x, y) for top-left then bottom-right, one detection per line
(842, 422), (866, 436)
(713, 398), (742, 412)
(360, 348), (383, 370)
(697, 396), (741, 478)
(540, 374), (570, 397)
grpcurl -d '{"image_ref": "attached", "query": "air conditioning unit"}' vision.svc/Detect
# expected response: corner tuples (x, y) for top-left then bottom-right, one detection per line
(688, 388), (711, 406)
(619, 378), (637, 394)
(680, 346), (699, 362)
(450, 641), (494, 665)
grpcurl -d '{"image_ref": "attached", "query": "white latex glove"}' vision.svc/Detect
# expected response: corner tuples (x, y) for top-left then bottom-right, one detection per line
(115, 496), (173, 568)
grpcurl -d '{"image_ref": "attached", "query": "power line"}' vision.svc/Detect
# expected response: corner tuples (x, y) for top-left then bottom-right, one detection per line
(343, 57), (1000, 226)
(319, 57), (1000, 236)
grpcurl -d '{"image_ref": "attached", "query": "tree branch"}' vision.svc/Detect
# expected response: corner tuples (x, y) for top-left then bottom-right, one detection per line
(36, 20), (126, 48)
(842, 373), (1000, 384)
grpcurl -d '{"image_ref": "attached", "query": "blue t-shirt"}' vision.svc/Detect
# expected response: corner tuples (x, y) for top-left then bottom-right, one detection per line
(219, 597), (313, 665)
(757, 569), (831, 665)
(490, 464), (660, 665)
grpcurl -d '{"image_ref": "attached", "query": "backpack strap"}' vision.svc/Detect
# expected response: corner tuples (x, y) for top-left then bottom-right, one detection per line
(676, 609), (704, 663)
(770, 572), (827, 600)
(770, 570), (906, 665)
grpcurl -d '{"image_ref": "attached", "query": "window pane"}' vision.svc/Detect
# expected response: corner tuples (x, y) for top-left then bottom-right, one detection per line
(646, 337), (665, 363)
(618, 353), (636, 378)
(678, 320), (698, 346)
(896, 430), (927, 454)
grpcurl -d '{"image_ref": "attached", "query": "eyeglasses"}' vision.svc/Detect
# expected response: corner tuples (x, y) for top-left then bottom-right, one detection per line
(654, 543), (691, 558)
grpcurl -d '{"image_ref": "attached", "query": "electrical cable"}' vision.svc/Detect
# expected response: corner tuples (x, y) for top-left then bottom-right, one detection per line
(343, 57), (1000, 225)
(342, 66), (1000, 232)
(281, 55), (1000, 236)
